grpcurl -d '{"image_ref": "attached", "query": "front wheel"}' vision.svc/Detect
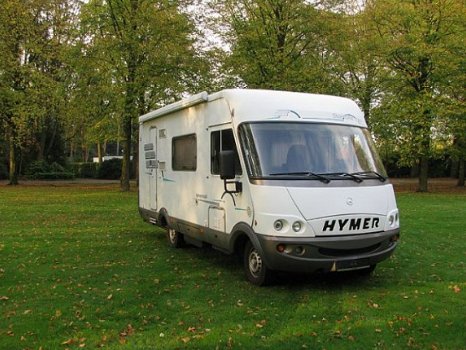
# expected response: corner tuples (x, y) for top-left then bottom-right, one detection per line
(166, 228), (184, 248)
(243, 241), (273, 286)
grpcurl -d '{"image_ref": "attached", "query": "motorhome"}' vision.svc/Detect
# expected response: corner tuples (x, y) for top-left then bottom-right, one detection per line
(138, 89), (400, 285)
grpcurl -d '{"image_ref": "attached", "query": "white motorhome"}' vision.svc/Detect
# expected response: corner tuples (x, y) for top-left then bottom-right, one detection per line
(138, 89), (400, 285)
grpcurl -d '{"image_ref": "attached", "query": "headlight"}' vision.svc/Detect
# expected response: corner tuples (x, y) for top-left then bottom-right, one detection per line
(292, 221), (302, 232)
(388, 215), (395, 226)
(387, 210), (400, 228)
(274, 220), (284, 231)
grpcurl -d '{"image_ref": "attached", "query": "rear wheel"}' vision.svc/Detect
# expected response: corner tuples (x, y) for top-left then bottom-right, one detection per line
(166, 228), (184, 248)
(243, 241), (273, 286)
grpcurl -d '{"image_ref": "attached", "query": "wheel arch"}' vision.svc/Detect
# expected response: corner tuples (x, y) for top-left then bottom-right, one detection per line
(157, 208), (169, 228)
(229, 222), (269, 265)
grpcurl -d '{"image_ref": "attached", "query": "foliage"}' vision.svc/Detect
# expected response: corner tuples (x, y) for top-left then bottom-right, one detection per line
(70, 162), (100, 178)
(28, 172), (75, 180)
(0, 185), (464, 349)
(0, 162), (8, 180)
(366, 0), (465, 190)
(0, 0), (464, 188)
(96, 158), (135, 180)
(215, 0), (341, 93)
(25, 160), (74, 180)
(79, 0), (210, 191)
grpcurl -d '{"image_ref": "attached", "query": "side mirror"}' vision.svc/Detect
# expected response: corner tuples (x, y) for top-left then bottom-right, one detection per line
(220, 150), (235, 180)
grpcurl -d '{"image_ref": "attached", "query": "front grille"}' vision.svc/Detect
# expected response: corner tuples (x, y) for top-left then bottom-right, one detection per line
(318, 243), (380, 257)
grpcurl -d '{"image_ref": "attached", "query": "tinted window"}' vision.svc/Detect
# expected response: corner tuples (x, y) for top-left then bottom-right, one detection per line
(172, 134), (197, 171)
(211, 129), (242, 175)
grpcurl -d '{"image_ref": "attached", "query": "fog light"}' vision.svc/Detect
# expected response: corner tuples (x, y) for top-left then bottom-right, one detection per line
(274, 220), (284, 231)
(295, 246), (305, 255)
(292, 221), (302, 232)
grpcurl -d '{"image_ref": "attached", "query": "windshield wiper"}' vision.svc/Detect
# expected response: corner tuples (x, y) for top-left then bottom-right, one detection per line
(323, 172), (363, 183)
(269, 171), (331, 184)
(351, 171), (387, 182)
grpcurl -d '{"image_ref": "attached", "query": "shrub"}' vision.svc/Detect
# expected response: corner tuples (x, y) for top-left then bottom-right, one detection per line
(97, 158), (134, 180)
(70, 162), (99, 178)
(97, 158), (122, 179)
(0, 162), (8, 180)
(30, 172), (74, 180)
(26, 160), (74, 180)
(26, 160), (50, 175)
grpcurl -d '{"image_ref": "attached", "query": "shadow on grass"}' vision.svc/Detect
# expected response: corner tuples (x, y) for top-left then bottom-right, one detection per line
(149, 229), (382, 291)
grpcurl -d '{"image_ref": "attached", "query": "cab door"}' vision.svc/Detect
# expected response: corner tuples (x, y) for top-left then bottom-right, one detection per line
(207, 126), (244, 247)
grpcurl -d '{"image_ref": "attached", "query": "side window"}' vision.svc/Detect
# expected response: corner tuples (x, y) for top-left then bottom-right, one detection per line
(172, 134), (197, 171)
(211, 129), (242, 175)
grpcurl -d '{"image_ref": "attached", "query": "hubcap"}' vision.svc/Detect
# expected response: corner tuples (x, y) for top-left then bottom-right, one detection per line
(248, 249), (263, 277)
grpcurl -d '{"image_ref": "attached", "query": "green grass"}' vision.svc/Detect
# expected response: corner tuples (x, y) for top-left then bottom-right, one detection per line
(0, 185), (465, 349)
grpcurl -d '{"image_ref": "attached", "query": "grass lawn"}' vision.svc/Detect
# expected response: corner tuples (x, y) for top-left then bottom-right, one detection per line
(0, 184), (465, 349)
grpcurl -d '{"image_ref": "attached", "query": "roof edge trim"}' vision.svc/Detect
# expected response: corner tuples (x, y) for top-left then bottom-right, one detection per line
(139, 91), (209, 123)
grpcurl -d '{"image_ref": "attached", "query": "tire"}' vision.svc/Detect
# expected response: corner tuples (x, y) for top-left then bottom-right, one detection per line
(243, 241), (273, 286)
(166, 227), (184, 248)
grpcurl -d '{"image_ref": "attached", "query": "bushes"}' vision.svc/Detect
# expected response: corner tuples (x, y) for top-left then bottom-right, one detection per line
(97, 158), (135, 180)
(0, 162), (8, 180)
(26, 160), (74, 180)
(98, 158), (121, 179)
(69, 158), (131, 180)
(70, 162), (99, 178)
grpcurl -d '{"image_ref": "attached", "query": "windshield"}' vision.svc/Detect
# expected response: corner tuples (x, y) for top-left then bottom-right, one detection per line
(239, 122), (387, 180)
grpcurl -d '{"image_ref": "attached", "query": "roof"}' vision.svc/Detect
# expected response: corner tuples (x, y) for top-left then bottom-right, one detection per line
(139, 89), (366, 127)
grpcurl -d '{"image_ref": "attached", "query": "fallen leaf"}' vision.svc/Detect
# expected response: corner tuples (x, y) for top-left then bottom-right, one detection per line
(61, 339), (75, 345)
(181, 337), (191, 343)
(0, 296), (9, 301)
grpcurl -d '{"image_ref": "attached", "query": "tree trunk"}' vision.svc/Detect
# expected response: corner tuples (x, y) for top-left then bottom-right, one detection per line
(410, 164), (419, 178)
(8, 128), (18, 185)
(450, 159), (459, 178)
(120, 117), (132, 192)
(458, 158), (465, 187)
(97, 141), (103, 164)
(418, 156), (429, 192)
(120, 55), (137, 192)
(38, 128), (46, 161)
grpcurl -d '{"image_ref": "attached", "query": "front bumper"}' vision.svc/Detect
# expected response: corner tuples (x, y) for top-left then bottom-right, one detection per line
(256, 229), (400, 273)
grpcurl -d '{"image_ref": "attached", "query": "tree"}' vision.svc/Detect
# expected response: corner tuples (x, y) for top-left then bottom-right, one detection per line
(367, 0), (465, 192)
(0, 0), (80, 184)
(323, 1), (386, 125)
(82, 0), (208, 191)
(215, 0), (342, 93)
